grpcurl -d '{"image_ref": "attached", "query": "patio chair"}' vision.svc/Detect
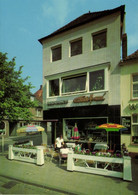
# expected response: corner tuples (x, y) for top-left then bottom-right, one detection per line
(45, 145), (59, 162)
(59, 148), (70, 165)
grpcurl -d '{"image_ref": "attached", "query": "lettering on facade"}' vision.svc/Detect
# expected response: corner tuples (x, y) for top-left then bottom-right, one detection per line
(73, 94), (105, 103)
(47, 100), (68, 106)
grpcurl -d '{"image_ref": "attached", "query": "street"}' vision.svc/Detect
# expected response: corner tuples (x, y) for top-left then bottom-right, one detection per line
(0, 175), (67, 195)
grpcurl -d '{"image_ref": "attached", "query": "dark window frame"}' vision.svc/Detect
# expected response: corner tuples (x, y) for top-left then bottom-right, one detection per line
(92, 30), (107, 50)
(51, 45), (62, 62)
(70, 38), (82, 57)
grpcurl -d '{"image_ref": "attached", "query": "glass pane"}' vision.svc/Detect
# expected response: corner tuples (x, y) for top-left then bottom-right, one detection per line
(93, 31), (106, 50)
(90, 70), (104, 91)
(133, 75), (138, 82)
(133, 84), (138, 98)
(133, 115), (138, 123)
(52, 46), (61, 61)
(49, 79), (59, 96)
(71, 39), (82, 56)
(62, 75), (86, 93)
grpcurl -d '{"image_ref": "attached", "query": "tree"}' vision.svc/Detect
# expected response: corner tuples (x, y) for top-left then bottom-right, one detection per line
(0, 52), (37, 122)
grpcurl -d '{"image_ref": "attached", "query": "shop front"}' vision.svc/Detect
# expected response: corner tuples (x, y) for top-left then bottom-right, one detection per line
(43, 104), (121, 150)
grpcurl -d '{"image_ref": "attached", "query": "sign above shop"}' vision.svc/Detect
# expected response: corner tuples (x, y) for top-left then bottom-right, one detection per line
(73, 94), (105, 103)
(47, 100), (68, 106)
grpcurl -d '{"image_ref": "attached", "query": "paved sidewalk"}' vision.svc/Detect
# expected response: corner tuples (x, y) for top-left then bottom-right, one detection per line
(0, 153), (138, 195)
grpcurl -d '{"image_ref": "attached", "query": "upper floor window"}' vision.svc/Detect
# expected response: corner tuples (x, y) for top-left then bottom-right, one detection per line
(62, 74), (86, 94)
(132, 74), (138, 99)
(89, 70), (104, 91)
(70, 38), (82, 57)
(51, 45), (62, 62)
(93, 30), (107, 50)
(47, 67), (107, 97)
(49, 79), (59, 97)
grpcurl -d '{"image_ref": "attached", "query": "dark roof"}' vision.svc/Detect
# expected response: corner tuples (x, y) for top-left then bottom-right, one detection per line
(39, 5), (125, 44)
(120, 50), (138, 65)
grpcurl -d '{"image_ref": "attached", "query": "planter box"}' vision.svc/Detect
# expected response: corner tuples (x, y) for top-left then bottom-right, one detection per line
(8, 145), (44, 165)
(67, 151), (132, 181)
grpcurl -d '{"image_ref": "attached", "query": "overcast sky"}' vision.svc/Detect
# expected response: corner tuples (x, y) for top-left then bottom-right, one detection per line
(0, 0), (138, 93)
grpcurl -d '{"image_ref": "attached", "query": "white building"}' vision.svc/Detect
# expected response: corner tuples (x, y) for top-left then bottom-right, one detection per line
(39, 5), (126, 149)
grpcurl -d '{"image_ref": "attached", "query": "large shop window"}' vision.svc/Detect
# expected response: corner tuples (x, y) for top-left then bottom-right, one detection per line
(62, 74), (86, 94)
(51, 45), (62, 62)
(64, 118), (107, 142)
(132, 74), (138, 99)
(49, 79), (59, 97)
(132, 114), (138, 144)
(89, 70), (104, 91)
(93, 31), (107, 50)
(70, 38), (82, 57)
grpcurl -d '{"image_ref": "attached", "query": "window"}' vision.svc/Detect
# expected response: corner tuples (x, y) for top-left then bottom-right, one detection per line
(36, 108), (42, 117)
(64, 117), (107, 141)
(62, 74), (86, 94)
(132, 74), (138, 99)
(49, 79), (59, 97)
(89, 70), (104, 91)
(47, 67), (107, 97)
(51, 45), (61, 61)
(132, 114), (138, 144)
(93, 31), (107, 50)
(70, 38), (82, 56)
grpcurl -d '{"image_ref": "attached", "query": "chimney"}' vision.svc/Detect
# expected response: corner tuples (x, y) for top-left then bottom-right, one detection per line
(122, 33), (127, 60)
(40, 85), (42, 90)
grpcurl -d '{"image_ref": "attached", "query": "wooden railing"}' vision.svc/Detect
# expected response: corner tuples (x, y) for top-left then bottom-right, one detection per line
(8, 145), (44, 166)
(67, 151), (132, 181)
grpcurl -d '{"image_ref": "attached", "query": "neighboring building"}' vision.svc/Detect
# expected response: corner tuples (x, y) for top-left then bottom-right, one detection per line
(120, 50), (138, 156)
(39, 5), (126, 149)
(0, 85), (44, 137)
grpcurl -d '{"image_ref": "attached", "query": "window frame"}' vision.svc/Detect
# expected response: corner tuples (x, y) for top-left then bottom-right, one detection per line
(51, 44), (62, 62)
(92, 29), (107, 51)
(61, 73), (87, 95)
(131, 73), (138, 100)
(47, 67), (108, 98)
(48, 78), (60, 97)
(70, 38), (82, 57)
(89, 69), (105, 92)
(131, 114), (138, 144)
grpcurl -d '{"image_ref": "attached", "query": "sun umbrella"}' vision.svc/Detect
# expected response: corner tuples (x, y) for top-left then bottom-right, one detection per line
(96, 123), (127, 132)
(17, 124), (44, 133)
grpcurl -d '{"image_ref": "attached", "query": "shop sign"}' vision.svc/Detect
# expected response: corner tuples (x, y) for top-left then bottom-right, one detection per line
(73, 94), (105, 103)
(121, 117), (131, 134)
(47, 100), (68, 106)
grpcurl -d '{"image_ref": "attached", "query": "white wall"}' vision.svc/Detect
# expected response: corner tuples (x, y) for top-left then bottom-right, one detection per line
(42, 12), (122, 109)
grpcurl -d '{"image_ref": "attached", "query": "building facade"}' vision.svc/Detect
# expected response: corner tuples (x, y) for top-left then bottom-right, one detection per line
(39, 6), (126, 148)
(120, 50), (138, 155)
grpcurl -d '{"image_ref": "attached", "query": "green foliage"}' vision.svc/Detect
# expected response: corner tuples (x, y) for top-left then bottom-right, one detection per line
(0, 52), (37, 122)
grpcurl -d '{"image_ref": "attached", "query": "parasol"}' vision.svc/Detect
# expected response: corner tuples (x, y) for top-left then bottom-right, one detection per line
(96, 123), (127, 132)
(17, 124), (44, 133)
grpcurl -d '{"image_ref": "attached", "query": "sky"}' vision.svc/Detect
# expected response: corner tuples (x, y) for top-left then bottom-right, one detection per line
(0, 0), (138, 93)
